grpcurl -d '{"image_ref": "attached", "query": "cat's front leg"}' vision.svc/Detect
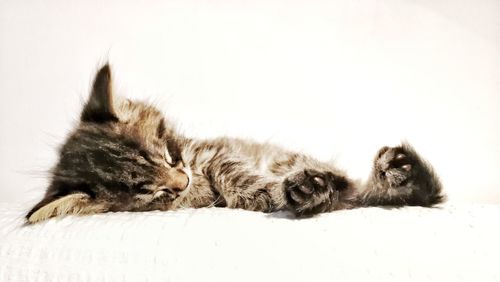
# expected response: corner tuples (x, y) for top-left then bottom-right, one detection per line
(361, 143), (444, 207)
(284, 169), (355, 216)
(206, 157), (286, 212)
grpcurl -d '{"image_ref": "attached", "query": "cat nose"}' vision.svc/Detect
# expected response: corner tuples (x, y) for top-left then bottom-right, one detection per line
(165, 169), (189, 192)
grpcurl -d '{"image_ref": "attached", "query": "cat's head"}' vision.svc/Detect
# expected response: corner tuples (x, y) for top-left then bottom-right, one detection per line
(26, 65), (191, 224)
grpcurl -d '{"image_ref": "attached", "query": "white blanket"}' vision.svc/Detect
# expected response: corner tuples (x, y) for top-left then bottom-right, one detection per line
(0, 203), (499, 282)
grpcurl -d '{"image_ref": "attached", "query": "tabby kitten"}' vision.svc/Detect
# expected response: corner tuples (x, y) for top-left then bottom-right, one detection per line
(26, 65), (444, 223)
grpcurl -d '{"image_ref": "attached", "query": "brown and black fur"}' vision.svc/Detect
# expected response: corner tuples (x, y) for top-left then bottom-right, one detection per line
(26, 64), (445, 223)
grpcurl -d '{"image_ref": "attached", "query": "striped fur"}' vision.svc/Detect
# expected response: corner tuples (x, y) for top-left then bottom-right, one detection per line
(26, 65), (445, 223)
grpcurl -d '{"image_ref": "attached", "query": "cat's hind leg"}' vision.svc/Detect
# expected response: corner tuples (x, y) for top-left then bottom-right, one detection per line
(361, 142), (445, 207)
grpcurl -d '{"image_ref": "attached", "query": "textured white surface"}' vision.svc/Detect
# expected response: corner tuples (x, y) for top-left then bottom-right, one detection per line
(1, 203), (499, 282)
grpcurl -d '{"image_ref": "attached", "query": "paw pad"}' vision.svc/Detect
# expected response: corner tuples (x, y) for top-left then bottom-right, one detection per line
(375, 147), (415, 186)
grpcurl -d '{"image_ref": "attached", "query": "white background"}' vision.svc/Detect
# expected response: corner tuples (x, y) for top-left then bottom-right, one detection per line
(0, 0), (499, 205)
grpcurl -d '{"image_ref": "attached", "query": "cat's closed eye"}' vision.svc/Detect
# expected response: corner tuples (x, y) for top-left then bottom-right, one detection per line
(166, 139), (183, 167)
(164, 148), (175, 166)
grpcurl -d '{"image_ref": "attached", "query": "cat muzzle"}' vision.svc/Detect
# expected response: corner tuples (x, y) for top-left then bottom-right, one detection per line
(164, 169), (190, 193)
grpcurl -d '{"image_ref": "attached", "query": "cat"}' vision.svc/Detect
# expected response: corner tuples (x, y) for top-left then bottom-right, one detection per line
(26, 64), (444, 223)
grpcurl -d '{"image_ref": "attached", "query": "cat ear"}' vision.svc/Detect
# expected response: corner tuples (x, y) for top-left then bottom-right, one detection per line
(26, 192), (105, 224)
(81, 64), (119, 123)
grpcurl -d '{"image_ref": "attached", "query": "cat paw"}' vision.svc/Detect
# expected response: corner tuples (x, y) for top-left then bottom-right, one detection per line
(374, 145), (415, 188)
(370, 143), (444, 206)
(284, 169), (348, 216)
